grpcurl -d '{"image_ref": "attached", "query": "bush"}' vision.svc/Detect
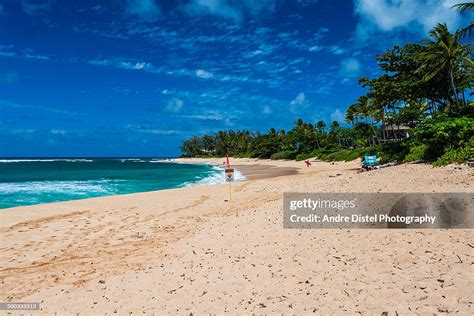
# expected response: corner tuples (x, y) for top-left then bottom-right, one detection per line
(311, 148), (368, 162)
(270, 151), (296, 160)
(376, 142), (410, 163)
(433, 147), (470, 166)
(309, 149), (334, 160)
(403, 144), (428, 162)
(415, 114), (474, 160)
(296, 152), (317, 161)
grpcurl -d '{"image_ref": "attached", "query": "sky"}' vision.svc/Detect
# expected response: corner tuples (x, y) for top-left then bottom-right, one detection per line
(0, 0), (468, 157)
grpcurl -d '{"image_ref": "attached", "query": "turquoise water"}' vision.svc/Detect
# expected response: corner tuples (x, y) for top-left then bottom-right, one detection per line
(0, 158), (224, 209)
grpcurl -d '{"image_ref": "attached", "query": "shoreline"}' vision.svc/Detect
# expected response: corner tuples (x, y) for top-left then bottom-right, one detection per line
(0, 160), (473, 313)
(171, 157), (303, 180)
(0, 158), (304, 212)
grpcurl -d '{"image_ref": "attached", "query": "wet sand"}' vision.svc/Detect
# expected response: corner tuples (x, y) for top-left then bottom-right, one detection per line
(233, 164), (298, 179)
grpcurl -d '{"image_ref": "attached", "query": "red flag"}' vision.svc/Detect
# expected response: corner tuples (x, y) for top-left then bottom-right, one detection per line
(226, 153), (230, 166)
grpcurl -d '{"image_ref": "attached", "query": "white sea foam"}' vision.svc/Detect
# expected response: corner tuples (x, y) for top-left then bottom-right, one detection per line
(119, 158), (146, 162)
(181, 166), (245, 187)
(0, 180), (119, 195)
(0, 159), (93, 163)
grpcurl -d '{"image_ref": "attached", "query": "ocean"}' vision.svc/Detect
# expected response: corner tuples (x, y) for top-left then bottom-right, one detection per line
(0, 158), (241, 209)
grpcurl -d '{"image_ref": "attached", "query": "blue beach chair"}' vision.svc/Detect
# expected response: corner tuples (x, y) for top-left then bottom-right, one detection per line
(364, 155), (378, 170)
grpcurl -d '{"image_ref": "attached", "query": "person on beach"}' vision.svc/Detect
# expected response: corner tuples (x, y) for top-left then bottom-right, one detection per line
(304, 160), (311, 167)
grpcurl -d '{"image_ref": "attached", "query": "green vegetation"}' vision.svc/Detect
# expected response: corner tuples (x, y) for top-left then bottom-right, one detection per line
(181, 11), (473, 166)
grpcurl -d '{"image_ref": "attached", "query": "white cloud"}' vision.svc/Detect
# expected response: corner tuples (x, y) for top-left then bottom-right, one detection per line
(50, 129), (67, 135)
(21, 0), (51, 15)
(25, 53), (49, 60)
(126, 0), (161, 21)
(308, 45), (322, 52)
(195, 69), (213, 79)
(340, 58), (361, 77)
(355, 0), (461, 39)
(180, 0), (276, 23)
(119, 60), (153, 70)
(165, 98), (184, 113)
(330, 109), (345, 122)
(180, 111), (224, 121)
(329, 45), (344, 55)
(89, 57), (278, 86)
(129, 126), (181, 135)
(90, 59), (154, 71)
(0, 45), (15, 57)
(262, 105), (271, 114)
(290, 92), (309, 112)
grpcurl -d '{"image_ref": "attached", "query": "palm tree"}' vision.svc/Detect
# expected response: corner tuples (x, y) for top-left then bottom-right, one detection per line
(315, 120), (326, 134)
(452, 2), (474, 37)
(345, 104), (357, 126)
(416, 23), (473, 110)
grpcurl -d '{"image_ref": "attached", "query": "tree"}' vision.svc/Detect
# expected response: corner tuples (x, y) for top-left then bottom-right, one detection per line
(416, 23), (473, 111)
(315, 120), (326, 134)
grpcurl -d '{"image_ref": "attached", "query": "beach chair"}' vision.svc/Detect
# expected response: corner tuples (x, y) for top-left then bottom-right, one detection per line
(364, 155), (378, 170)
(468, 148), (474, 167)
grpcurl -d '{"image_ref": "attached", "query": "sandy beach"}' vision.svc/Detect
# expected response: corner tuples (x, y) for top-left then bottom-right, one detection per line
(1, 159), (473, 314)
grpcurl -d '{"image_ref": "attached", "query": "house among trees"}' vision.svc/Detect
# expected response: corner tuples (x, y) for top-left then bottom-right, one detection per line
(380, 124), (411, 141)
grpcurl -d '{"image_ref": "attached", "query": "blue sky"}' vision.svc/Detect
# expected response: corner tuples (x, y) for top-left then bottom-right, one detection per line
(0, 0), (468, 157)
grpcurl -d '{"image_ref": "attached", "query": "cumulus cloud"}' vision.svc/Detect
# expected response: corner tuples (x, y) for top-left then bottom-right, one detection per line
(180, 0), (277, 23)
(290, 92), (309, 113)
(126, 0), (161, 21)
(195, 69), (213, 79)
(262, 105), (272, 114)
(340, 58), (361, 78)
(355, 0), (461, 39)
(165, 98), (184, 113)
(330, 108), (345, 122)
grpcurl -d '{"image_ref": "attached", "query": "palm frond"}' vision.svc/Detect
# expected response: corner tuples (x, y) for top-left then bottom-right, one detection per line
(452, 2), (474, 15)
(458, 21), (474, 39)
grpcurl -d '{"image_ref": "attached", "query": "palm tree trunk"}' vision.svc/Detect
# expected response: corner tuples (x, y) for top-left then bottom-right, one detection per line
(449, 66), (460, 111)
(382, 107), (388, 142)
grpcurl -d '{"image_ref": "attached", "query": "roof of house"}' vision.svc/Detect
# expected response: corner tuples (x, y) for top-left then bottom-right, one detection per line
(380, 124), (411, 131)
